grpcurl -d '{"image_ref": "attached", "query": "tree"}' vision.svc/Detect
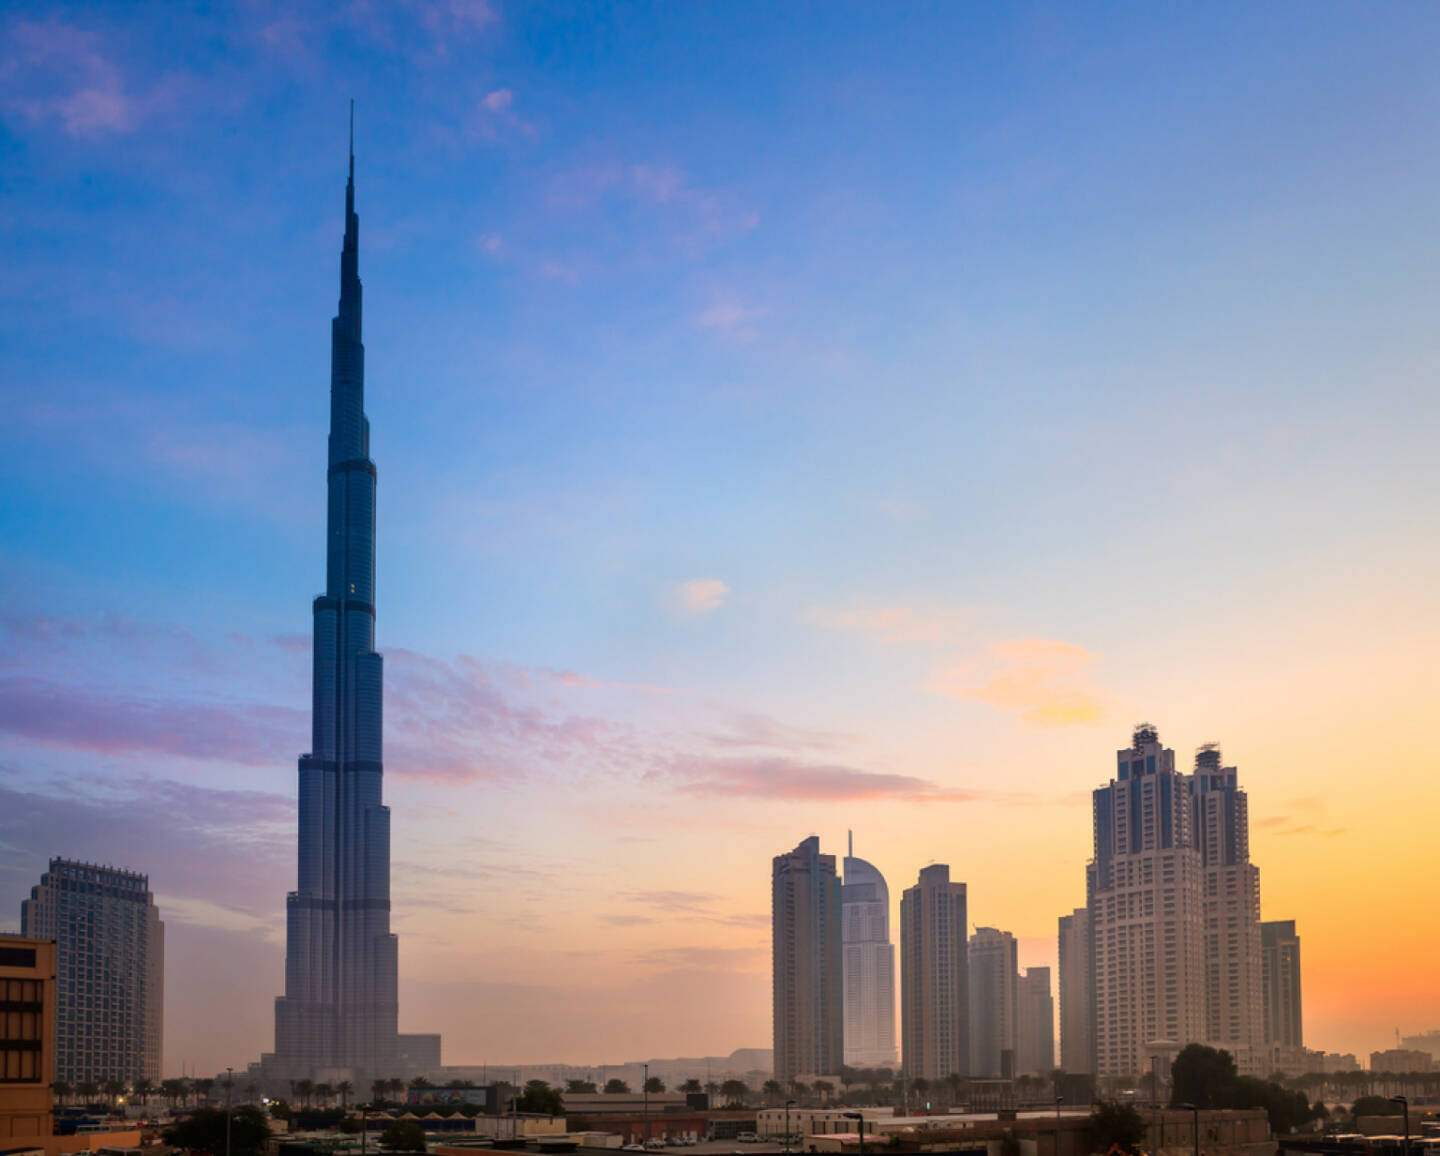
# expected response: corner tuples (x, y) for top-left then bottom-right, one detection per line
(52, 1080), (72, 1106)
(295, 1079), (315, 1109)
(679, 1079), (703, 1094)
(132, 1078), (154, 1106)
(1351, 1096), (1393, 1121)
(1084, 1101), (1147, 1154)
(164, 1105), (271, 1156)
(388, 1078), (406, 1101)
(720, 1079), (750, 1106)
(604, 1079), (630, 1094)
(103, 1079), (125, 1107)
(337, 1080), (353, 1110)
(268, 1100), (291, 1121)
(315, 1082), (336, 1108)
(644, 1076), (666, 1094)
(194, 1077), (214, 1104)
(762, 1080), (783, 1105)
(518, 1081), (565, 1116)
(372, 1079), (389, 1103)
(566, 1080), (598, 1094)
(1170, 1044), (1239, 1109)
(340, 1116), (363, 1135)
(77, 1080), (100, 1105)
(813, 1080), (834, 1103)
(947, 1073), (965, 1103)
(410, 1076), (434, 1090)
(379, 1121), (427, 1152)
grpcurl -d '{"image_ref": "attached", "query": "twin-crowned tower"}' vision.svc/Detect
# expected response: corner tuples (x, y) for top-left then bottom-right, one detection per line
(268, 127), (407, 1082)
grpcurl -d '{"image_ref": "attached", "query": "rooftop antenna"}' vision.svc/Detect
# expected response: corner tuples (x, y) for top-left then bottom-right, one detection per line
(348, 99), (355, 178)
(848, 829), (853, 858)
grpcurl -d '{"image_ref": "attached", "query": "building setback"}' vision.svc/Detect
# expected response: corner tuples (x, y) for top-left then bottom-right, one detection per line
(772, 836), (843, 1083)
(899, 865), (968, 1082)
(1193, 746), (1264, 1067)
(967, 927), (1017, 1079)
(1087, 726), (1206, 1081)
(842, 834), (897, 1068)
(1260, 920), (1302, 1051)
(1015, 966), (1055, 1077)
(1057, 907), (1093, 1075)
(20, 860), (162, 1085)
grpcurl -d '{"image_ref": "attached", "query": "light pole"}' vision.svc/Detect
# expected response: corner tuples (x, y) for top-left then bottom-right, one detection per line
(843, 1111), (864, 1156)
(643, 1063), (649, 1145)
(1055, 1095), (1063, 1156)
(361, 1103), (370, 1156)
(1179, 1102), (1199, 1156)
(1389, 1096), (1409, 1156)
(225, 1068), (234, 1156)
(785, 1099), (796, 1156)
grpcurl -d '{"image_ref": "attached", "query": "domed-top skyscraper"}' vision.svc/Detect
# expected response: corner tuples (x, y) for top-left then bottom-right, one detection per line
(842, 833), (898, 1068)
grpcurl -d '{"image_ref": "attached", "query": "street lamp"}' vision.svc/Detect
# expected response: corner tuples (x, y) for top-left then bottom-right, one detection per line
(643, 1063), (649, 1145)
(1178, 1102), (1199, 1156)
(785, 1099), (796, 1156)
(361, 1103), (370, 1156)
(1055, 1095), (1063, 1156)
(1388, 1096), (1409, 1156)
(843, 1111), (864, 1156)
(225, 1068), (234, 1156)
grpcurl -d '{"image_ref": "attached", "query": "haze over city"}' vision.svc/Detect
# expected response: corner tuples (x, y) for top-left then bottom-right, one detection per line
(2, 1), (1438, 1084)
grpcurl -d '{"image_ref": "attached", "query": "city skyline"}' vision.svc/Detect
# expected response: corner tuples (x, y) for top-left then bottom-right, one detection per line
(3, 3), (1440, 1076)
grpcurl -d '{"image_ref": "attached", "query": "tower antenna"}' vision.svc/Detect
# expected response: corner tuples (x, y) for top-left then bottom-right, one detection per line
(348, 99), (355, 178)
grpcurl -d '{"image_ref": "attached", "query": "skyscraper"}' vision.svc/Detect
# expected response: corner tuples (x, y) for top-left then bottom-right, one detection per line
(1015, 967), (1055, 1077)
(1260, 920), (1302, 1050)
(772, 836), (843, 1083)
(967, 927), (1017, 1079)
(1057, 907), (1093, 1075)
(20, 859), (163, 1086)
(265, 128), (414, 1083)
(1087, 725), (1206, 1080)
(842, 834), (897, 1068)
(899, 864), (968, 1082)
(1192, 745), (1263, 1067)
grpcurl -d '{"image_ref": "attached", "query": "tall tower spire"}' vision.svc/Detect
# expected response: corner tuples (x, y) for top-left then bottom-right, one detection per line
(270, 113), (403, 1083)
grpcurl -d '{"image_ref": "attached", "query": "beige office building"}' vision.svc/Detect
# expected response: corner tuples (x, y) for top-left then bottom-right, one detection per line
(772, 836), (843, 1084)
(1057, 907), (1093, 1075)
(899, 864), (968, 1081)
(967, 926), (1017, 1079)
(1015, 967), (1054, 1077)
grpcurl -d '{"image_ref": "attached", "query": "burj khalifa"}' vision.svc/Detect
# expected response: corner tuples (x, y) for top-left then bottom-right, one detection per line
(262, 127), (426, 1083)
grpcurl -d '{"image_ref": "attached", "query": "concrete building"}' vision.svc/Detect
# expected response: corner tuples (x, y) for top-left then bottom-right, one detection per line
(842, 834), (897, 1068)
(1087, 725), (1206, 1080)
(1015, 967), (1055, 1077)
(1056, 908), (1093, 1075)
(773, 836), (843, 1083)
(257, 134), (439, 1084)
(0, 937), (54, 1146)
(899, 864), (968, 1082)
(20, 860), (163, 1085)
(1192, 746), (1264, 1067)
(1260, 921), (1302, 1050)
(1369, 1048), (1433, 1073)
(967, 927), (1016, 1079)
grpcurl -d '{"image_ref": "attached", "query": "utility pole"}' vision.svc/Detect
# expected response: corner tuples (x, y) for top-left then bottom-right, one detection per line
(225, 1068), (234, 1156)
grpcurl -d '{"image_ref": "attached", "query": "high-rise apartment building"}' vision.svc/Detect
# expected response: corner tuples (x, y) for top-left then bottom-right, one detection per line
(20, 859), (163, 1085)
(899, 864), (968, 1081)
(1087, 726), (1206, 1080)
(261, 130), (438, 1083)
(1015, 966), (1055, 1077)
(1057, 907), (1093, 1075)
(842, 835), (897, 1068)
(772, 836), (843, 1083)
(1192, 746), (1263, 1066)
(967, 927), (1017, 1079)
(1261, 920), (1302, 1049)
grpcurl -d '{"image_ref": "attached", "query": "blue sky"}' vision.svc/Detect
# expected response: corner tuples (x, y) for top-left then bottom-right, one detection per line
(2, 2), (1439, 1074)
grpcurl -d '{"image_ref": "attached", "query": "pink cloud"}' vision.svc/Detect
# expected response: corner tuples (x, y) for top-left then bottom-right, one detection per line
(1, 20), (150, 138)
(670, 578), (729, 617)
(927, 636), (1107, 727)
(672, 755), (994, 804)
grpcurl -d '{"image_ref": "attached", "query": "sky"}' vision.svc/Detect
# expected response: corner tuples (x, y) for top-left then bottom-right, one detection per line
(1, 0), (1439, 1078)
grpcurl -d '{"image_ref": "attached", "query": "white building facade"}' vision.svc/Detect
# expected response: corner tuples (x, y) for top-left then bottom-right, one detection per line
(842, 835), (898, 1068)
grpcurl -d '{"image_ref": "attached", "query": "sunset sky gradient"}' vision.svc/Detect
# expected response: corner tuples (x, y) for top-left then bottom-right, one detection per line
(2, 1), (1439, 1077)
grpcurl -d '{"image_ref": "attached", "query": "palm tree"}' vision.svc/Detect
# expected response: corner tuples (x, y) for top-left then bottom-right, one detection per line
(679, 1079), (702, 1095)
(161, 1078), (185, 1108)
(643, 1076), (666, 1094)
(372, 1079), (389, 1104)
(295, 1079), (315, 1109)
(132, 1078), (154, 1107)
(103, 1079), (125, 1108)
(946, 1072), (965, 1105)
(194, 1077), (214, 1105)
(762, 1080), (782, 1106)
(813, 1080), (834, 1103)
(52, 1080), (72, 1106)
(338, 1080), (353, 1110)
(77, 1080), (100, 1105)
(388, 1078), (406, 1102)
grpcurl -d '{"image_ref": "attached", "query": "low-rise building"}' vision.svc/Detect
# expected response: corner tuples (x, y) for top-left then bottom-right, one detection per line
(1370, 1049), (1433, 1073)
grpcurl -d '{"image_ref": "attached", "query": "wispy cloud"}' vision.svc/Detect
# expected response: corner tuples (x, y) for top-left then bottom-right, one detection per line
(697, 299), (765, 342)
(1, 20), (140, 137)
(670, 578), (730, 618)
(804, 602), (971, 646)
(671, 755), (997, 804)
(926, 637), (1106, 727)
